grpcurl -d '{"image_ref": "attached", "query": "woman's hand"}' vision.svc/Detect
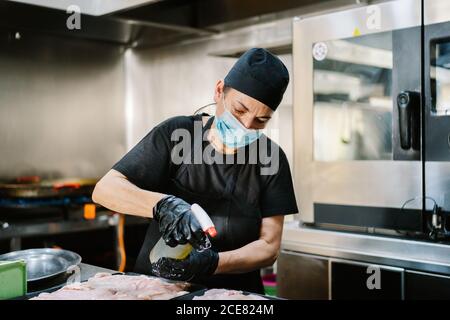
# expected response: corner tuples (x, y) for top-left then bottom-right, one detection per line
(151, 248), (219, 281)
(153, 195), (209, 250)
(153, 215), (284, 280)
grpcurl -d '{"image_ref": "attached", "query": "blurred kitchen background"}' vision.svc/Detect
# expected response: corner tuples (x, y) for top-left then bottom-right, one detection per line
(0, 0), (330, 288)
(2, 0), (450, 299)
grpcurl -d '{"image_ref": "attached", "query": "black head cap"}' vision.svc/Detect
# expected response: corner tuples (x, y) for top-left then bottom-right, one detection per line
(224, 48), (289, 111)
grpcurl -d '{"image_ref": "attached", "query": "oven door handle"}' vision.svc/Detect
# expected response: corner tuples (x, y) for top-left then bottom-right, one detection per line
(397, 91), (421, 151)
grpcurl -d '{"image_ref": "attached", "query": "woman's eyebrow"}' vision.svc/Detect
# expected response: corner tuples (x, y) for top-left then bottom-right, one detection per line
(236, 100), (272, 120)
(236, 100), (250, 111)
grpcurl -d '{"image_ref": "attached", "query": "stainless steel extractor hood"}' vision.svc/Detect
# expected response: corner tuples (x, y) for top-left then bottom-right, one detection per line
(1, 0), (365, 49)
(6, 0), (161, 16)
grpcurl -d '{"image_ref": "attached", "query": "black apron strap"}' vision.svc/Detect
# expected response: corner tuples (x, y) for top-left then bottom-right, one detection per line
(204, 115), (215, 130)
(224, 164), (242, 196)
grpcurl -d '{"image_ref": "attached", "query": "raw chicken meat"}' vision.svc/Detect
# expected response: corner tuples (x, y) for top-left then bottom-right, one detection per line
(31, 273), (189, 300)
(193, 289), (268, 300)
(31, 286), (116, 300)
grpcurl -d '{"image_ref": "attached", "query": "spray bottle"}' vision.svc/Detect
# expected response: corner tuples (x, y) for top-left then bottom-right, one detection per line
(149, 203), (217, 264)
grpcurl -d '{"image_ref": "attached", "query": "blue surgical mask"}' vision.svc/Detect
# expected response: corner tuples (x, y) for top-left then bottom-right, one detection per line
(214, 95), (262, 148)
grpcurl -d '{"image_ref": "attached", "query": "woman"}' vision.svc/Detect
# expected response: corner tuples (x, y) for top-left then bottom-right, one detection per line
(92, 48), (298, 293)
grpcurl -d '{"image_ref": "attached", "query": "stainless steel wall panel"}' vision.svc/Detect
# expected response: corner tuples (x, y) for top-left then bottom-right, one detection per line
(0, 34), (126, 179)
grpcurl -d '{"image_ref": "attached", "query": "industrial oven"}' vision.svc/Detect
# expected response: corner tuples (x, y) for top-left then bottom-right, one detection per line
(293, 0), (450, 240)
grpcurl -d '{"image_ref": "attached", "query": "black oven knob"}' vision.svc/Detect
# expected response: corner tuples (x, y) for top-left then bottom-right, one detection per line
(398, 92), (410, 106)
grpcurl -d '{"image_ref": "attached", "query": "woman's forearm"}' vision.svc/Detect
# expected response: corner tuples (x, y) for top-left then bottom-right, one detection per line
(215, 239), (279, 274)
(214, 215), (284, 274)
(92, 169), (166, 218)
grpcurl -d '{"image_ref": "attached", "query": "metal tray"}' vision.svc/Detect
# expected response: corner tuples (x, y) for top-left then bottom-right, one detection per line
(15, 272), (205, 300)
(173, 288), (283, 300)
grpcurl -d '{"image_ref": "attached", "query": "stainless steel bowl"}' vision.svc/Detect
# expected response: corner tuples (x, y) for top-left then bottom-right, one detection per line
(0, 248), (81, 282)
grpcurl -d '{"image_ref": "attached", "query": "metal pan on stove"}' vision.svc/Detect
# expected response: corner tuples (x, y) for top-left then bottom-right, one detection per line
(0, 248), (81, 284)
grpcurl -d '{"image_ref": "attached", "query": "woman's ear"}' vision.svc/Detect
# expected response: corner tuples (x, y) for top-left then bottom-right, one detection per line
(214, 79), (225, 104)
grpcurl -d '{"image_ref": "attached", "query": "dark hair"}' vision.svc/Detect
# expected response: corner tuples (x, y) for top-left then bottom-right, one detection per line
(223, 85), (231, 95)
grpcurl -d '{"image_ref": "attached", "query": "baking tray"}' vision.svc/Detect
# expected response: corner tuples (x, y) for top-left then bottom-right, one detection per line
(14, 272), (205, 300)
(173, 288), (283, 300)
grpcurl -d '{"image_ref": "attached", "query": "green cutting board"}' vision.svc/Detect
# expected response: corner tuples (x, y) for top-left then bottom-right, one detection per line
(0, 260), (27, 299)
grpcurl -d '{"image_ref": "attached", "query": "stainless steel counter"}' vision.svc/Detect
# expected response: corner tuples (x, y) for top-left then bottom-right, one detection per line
(281, 221), (450, 275)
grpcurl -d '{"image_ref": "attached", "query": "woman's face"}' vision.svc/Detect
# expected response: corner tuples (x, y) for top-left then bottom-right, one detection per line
(213, 80), (273, 130)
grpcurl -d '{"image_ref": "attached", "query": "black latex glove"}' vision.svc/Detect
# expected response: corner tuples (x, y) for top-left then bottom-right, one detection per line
(151, 248), (219, 281)
(153, 195), (209, 250)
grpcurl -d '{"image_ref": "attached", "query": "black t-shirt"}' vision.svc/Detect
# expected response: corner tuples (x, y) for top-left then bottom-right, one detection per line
(112, 115), (298, 217)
